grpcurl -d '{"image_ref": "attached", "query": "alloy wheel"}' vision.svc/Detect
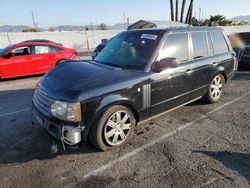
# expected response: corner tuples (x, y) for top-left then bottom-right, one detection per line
(210, 75), (223, 99)
(104, 110), (132, 146)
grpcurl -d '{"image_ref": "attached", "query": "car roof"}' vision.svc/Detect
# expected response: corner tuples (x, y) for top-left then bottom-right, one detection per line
(22, 39), (63, 46)
(126, 26), (223, 33)
(12, 41), (64, 47)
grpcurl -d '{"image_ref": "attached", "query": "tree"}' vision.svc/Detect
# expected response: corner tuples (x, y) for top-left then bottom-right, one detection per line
(169, 0), (194, 24)
(170, 0), (174, 21)
(99, 23), (108, 30)
(22, 28), (38, 32)
(202, 15), (233, 26)
(175, 0), (179, 21)
(185, 0), (194, 24)
(48, 27), (55, 32)
(180, 0), (186, 23)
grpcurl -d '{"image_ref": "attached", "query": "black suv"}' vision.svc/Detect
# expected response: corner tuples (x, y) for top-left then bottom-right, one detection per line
(32, 27), (236, 151)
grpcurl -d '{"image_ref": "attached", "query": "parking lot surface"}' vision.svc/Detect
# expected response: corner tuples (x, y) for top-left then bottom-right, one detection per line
(0, 72), (249, 188)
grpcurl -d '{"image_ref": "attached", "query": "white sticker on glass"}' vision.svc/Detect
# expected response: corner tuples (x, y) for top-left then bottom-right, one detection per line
(141, 34), (158, 40)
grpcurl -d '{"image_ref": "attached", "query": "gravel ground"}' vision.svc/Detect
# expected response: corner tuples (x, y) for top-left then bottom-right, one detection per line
(0, 71), (249, 188)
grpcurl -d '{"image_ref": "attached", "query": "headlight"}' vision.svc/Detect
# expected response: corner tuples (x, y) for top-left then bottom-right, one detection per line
(50, 101), (81, 122)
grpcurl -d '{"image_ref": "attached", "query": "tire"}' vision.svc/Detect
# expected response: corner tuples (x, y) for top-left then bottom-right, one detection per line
(89, 105), (136, 151)
(204, 74), (225, 103)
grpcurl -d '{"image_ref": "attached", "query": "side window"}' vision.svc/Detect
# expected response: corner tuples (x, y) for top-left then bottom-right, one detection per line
(207, 33), (214, 56)
(191, 32), (208, 59)
(11, 46), (31, 56)
(159, 33), (189, 64)
(34, 46), (53, 54)
(53, 47), (62, 52)
(210, 31), (229, 54)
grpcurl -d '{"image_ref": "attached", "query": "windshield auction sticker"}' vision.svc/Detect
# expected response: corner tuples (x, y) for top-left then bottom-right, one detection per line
(141, 34), (158, 40)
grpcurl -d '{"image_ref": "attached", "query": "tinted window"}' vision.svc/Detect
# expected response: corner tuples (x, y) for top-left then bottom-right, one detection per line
(239, 33), (250, 45)
(191, 32), (208, 59)
(207, 33), (214, 56)
(159, 33), (189, 64)
(210, 31), (228, 54)
(34, 46), (53, 54)
(53, 47), (62, 52)
(96, 31), (164, 70)
(11, 46), (31, 56)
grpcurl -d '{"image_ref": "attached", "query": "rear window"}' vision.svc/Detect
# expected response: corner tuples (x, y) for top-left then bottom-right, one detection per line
(34, 46), (53, 54)
(53, 47), (63, 52)
(191, 32), (208, 59)
(210, 31), (229, 54)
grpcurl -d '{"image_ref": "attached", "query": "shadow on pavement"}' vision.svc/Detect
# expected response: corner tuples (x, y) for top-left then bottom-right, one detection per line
(0, 88), (98, 166)
(233, 71), (250, 81)
(193, 150), (250, 182)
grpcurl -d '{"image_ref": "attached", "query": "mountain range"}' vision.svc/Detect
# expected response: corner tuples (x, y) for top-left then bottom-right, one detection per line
(0, 23), (127, 32)
(231, 15), (250, 21)
(1, 15), (250, 32)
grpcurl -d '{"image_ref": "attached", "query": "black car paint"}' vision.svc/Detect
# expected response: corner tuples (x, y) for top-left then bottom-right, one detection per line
(33, 27), (236, 149)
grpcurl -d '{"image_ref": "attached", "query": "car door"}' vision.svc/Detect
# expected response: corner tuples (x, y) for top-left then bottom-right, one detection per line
(188, 31), (215, 99)
(150, 32), (194, 116)
(0, 45), (35, 78)
(209, 31), (235, 74)
(31, 45), (56, 73)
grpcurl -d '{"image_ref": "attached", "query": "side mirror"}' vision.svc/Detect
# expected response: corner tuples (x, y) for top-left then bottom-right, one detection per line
(3, 53), (13, 59)
(152, 58), (177, 73)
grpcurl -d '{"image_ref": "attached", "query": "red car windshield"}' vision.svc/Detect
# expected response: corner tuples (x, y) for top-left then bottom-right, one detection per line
(0, 45), (13, 56)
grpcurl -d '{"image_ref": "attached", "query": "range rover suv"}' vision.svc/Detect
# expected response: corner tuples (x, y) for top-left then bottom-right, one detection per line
(32, 27), (236, 151)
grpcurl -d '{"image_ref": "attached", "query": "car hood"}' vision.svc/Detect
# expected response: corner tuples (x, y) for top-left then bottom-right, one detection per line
(40, 61), (148, 102)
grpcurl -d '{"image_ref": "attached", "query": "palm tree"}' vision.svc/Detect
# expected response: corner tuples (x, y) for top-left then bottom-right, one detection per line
(175, 0), (179, 21)
(170, 0), (174, 21)
(180, 0), (186, 23)
(185, 0), (194, 24)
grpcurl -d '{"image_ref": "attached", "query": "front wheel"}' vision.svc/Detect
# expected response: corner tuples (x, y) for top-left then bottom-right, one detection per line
(89, 105), (136, 151)
(204, 74), (225, 103)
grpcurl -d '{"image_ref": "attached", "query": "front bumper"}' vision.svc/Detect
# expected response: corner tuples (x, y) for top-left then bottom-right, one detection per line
(32, 106), (85, 149)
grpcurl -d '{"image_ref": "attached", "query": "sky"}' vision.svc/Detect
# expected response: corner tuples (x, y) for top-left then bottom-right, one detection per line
(0, 0), (250, 28)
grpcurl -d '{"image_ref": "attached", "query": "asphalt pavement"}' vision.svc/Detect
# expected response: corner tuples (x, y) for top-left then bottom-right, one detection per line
(0, 71), (249, 188)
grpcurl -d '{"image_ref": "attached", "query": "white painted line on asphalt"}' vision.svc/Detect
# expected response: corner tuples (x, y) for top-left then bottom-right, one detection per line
(83, 91), (250, 180)
(0, 108), (31, 118)
(0, 80), (38, 90)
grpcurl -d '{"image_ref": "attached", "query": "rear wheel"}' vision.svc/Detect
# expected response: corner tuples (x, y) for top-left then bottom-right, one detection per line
(204, 74), (225, 103)
(89, 105), (136, 151)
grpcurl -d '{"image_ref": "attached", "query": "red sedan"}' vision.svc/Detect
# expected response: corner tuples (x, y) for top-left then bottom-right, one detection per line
(0, 40), (80, 79)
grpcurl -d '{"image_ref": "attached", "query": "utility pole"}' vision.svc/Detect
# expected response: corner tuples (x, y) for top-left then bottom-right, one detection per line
(123, 11), (126, 28)
(31, 11), (36, 29)
(199, 8), (202, 22)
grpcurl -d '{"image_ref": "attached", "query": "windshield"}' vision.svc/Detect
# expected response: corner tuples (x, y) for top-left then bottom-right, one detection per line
(95, 30), (164, 70)
(0, 45), (13, 56)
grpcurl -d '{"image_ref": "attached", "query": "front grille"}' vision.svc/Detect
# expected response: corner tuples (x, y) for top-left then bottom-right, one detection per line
(33, 88), (54, 117)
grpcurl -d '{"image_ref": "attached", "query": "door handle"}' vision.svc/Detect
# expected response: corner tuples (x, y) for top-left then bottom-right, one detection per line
(186, 69), (193, 75)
